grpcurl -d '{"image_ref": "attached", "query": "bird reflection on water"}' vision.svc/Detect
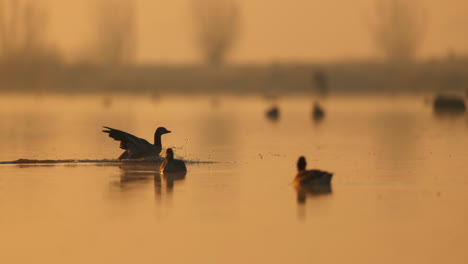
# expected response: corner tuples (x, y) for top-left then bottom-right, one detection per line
(295, 184), (332, 220)
(154, 170), (187, 199)
(116, 162), (186, 200)
(295, 184), (332, 204)
(116, 163), (160, 192)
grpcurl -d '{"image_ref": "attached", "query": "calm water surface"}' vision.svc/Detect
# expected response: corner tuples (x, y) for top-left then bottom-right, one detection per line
(0, 94), (467, 264)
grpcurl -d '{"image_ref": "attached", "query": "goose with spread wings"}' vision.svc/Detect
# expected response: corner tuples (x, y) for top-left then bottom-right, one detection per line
(103, 126), (171, 160)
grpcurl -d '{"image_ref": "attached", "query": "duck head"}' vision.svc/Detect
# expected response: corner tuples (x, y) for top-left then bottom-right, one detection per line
(297, 156), (307, 171)
(165, 148), (174, 161)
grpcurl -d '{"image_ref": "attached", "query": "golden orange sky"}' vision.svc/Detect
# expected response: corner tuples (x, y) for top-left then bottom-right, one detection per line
(44, 0), (468, 63)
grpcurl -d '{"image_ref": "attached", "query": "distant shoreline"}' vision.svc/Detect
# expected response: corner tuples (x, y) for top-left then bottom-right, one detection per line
(1, 59), (467, 95)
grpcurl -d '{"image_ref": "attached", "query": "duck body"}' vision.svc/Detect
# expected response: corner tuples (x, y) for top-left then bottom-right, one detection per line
(160, 148), (187, 174)
(433, 95), (466, 113)
(103, 126), (171, 160)
(295, 169), (333, 186)
(161, 159), (187, 173)
(294, 156), (333, 186)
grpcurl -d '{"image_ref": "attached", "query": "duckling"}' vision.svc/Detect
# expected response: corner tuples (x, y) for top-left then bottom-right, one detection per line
(103, 126), (171, 160)
(294, 156), (333, 186)
(160, 148), (187, 174)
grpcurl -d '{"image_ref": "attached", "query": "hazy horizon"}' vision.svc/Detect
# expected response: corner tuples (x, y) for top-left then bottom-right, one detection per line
(24, 0), (468, 64)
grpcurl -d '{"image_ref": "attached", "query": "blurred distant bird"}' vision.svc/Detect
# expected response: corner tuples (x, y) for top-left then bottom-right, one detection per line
(433, 95), (466, 114)
(266, 105), (280, 121)
(294, 156), (333, 186)
(160, 148), (187, 173)
(103, 126), (171, 159)
(312, 102), (325, 121)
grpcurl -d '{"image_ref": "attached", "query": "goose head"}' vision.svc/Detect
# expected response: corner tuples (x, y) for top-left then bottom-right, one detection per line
(155, 127), (171, 136)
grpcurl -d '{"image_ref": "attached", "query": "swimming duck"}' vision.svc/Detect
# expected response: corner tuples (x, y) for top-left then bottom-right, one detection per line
(103, 126), (171, 160)
(433, 95), (466, 114)
(266, 105), (280, 120)
(160, 148), (187, 173)
(294, 156), (333, 186)
(312, 102), (325, 121)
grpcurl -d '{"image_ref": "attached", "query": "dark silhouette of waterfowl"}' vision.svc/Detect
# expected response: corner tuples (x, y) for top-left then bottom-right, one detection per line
(312, 102), (325, 121)
(294, 156), (333, 186)
(160, 148), (187, 174)
(103, 126), (171, 160)
(266, 105), (280, 121)
(433, 95), (466, 115)
(155, 159), (186, 199)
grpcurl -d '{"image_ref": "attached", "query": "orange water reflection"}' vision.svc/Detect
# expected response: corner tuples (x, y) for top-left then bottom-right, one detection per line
(0, 94), (467, 264)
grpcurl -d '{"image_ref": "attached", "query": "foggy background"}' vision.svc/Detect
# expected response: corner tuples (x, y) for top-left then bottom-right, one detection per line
(1, 0), (467, 93)
(46, 0), (468, 63)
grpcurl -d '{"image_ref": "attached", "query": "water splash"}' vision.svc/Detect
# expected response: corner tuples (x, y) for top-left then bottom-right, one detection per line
(0, 158), (218, 165)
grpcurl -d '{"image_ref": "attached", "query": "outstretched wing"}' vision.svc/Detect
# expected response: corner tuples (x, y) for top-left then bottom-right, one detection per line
(102, 126), (151, 150)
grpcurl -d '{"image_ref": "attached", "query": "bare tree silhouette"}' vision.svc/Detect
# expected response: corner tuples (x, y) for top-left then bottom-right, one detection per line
(192, 0), (240, 66)
(90, 0), (136, 66)
(370, 0), (426, 63)
(0, 0), (55, 64)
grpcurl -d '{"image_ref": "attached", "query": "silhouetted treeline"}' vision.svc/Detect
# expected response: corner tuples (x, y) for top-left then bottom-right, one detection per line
(1, 58), (467, 94)
(84, 0), (136, 66)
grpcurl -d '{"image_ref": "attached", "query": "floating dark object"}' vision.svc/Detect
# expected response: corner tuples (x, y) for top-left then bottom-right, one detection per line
(294, 156), (333, 204)
(103, 126), (171, 160)
(294, 156), (333, 186)
(160, 148), (187, 174)
(433, 95), (466, 114)
(266, 105), (280, 121)
(312, 103), (325, 121)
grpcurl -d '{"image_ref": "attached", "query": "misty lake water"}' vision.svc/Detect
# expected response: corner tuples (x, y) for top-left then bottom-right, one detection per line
(0, 93), (467, 264)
